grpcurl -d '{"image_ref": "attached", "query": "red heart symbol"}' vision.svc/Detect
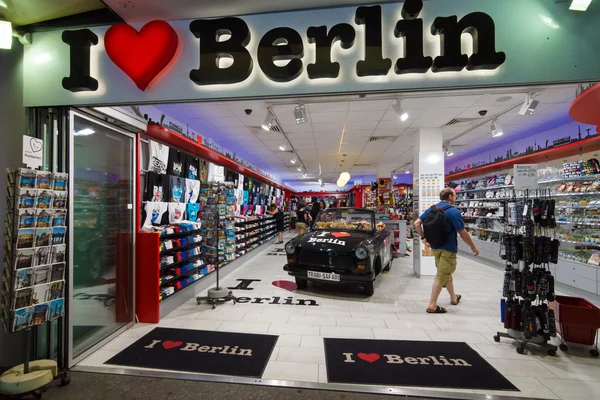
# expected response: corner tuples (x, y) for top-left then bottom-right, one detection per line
(105, 20), (178, 91)
(162, 340), (183, 350)
(332, 232), (351, 238)
(357, 353), (380, 363)
(272, 280), (298, 291)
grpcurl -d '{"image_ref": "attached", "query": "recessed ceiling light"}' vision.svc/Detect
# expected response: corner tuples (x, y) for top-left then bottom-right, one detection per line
(496, 96), (513, 103)
(570, 0), (592, 11)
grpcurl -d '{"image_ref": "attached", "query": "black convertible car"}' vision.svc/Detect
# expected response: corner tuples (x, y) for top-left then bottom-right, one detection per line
(283, 208), (393, 296)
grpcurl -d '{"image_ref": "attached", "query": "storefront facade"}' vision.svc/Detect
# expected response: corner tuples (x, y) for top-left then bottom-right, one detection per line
(8, 0), (600, 397)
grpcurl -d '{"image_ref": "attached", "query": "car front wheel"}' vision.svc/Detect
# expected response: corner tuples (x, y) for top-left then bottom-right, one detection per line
(364, 281), (375, 296)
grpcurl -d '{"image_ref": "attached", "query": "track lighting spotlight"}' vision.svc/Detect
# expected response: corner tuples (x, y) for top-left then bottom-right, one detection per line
(491, 119), (504, 137)
(291, 159), (297, 164)
(392, 99), (409, 122)
(278, 143), (287, 151)
(518, 94), (539, 116)
(445, 145), (455, 157)
(262, 114), (274, 131)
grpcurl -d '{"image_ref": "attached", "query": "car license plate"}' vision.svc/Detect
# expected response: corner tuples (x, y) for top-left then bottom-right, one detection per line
(307, 271), (340, 282)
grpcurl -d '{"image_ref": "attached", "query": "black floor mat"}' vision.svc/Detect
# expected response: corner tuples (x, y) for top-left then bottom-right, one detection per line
(324, 338), (518, 391)
(105, 327), (278, 378)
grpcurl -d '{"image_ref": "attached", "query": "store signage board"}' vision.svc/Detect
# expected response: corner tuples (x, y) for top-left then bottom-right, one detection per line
(22, 136), (43, 169)
(513, 164), (539, 191)
(23, 0), (600, 107)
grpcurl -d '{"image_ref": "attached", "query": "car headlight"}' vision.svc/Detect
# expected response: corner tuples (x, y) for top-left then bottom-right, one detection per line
(355, 246), (368, 260)
(285, 241), (296, 254)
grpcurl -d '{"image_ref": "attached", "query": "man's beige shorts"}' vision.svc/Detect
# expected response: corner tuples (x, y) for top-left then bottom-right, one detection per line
(432, 249), (457, 287)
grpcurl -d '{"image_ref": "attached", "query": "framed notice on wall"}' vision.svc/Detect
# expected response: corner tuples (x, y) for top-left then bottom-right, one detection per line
(513, 164), (539, 191)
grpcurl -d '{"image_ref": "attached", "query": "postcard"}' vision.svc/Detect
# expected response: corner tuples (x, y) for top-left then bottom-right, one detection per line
(33, 246), (51, 266)
(34, 228), (52, 247)
(15, 248), (35, 269)
(16, 228), (35, 249)
(15, 268), (33, 290)
(31, 303), (49, 325)
(13, 307), (32, 331)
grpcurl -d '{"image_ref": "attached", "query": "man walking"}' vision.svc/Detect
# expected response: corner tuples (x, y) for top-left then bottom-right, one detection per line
(414, 188), (479, 314)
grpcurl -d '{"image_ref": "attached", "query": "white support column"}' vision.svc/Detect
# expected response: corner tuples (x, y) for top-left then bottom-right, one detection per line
(413, 128), (444, 277)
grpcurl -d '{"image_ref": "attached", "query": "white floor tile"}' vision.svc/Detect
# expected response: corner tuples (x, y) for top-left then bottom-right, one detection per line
(262, 361), (319, 382)
(218, 321), (270, 333)
(261, 307), (307, 316)
(268, 323), (320, 336)
(320, 326), (374, 339)
(195, 310), (246, 322)
(336, 317), (386, 328)
(288, 315), (336, 327)
(372, 329), (431, 341)
(384, 319), (440, 330)
(269, 346), (280, 361)
(305, 308), (351, 317)
(486, 358), (559, 378)
(434, 321), (496, 333)
(426, 330), (492, 344)
(277, 346), (326, 364)
(169, 319), (223, 331)
(539, 361), (600, 381)
(242, 312), (290, 324)
(318, 364), (328, 383)
(275, 334), (302, 347)
(101, 336), (139, 352)
(300, 335), (325, 349)
(349, 311), (399, 320)
(119, 323), (156, 338)
(538, 378), (600, 399)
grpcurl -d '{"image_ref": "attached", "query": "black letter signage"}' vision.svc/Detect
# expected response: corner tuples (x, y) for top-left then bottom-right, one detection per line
(258, 28), (304, 82)
(189, 18), (253, 85)
(62, 29), (99, 92)
(355, 5), (392, 77)
(431, 12), (506, 72)
(307, 24), (355, 79)
(394, 0), (432, 74)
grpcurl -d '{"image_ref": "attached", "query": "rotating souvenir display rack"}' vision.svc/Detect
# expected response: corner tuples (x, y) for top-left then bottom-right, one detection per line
(493, 189), (560, 356)
(0, 168), (69, 390)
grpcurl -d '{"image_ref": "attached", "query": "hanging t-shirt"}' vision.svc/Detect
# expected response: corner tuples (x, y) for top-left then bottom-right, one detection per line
(243, 190), (249, 205)
(185, 154), (200, 180)
(207, 163), (225, 182)
(187, 203), (200, 222)
(185, 179), (200, 203)
(169, 176), (185, 203)
(143, 202), (168, 227)
(167, 148), (184, 177)
(144, 171), (168, 202)
(168, 203), (185, 224)
(148, 141), (169, 174)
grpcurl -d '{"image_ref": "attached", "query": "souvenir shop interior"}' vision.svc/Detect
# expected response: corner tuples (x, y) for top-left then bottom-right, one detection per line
(21, 82), (591, 400)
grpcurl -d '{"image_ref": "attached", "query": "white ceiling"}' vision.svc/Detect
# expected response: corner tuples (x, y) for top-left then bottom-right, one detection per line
(103, 0), (395, 23)
(157, 85), (578, 186)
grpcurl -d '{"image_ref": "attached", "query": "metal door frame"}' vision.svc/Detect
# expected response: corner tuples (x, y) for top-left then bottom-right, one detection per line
(67, 109), (137, 367)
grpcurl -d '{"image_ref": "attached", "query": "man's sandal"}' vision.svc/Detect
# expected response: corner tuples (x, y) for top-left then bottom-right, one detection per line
(426, 306), (447, 314)
(451, 294), (462, 306)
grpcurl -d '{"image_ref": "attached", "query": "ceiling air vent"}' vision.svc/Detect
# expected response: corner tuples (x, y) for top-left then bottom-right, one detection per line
(443, 117), (481, 127)
(368, 136), (396, 142)
(353, 163), (371, 167)
(250, 125), (282, 134)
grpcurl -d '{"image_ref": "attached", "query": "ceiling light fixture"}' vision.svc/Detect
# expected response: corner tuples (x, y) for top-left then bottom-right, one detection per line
(569, 0), (592, 11)
(445, 145), (455, 157)
(297, 167), (302, 172)
(291, 159), (297, 164)
(518, 93), (539, 116)
(261, 113), (274, 131)
(392, 99), (409, 122)
(0, 20), (12, 49)
(491, 118), (504, 137)
(303, 173), (308, 177)
(74, 128), (95, 136)
(294, 104), (308, 124)
(278, 143), (287, 151)
(405, 169), (410, 174)
(393, 174), (398, 179)
(318, 179), (323, 185)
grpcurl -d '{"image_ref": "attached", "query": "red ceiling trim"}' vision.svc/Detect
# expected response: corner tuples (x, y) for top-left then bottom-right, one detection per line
(445, 135), (600, 182)
(145, 124), (293, 193)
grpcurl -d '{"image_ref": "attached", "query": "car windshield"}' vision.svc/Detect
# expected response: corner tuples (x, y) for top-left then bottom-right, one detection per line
(314, 209), (375, 232)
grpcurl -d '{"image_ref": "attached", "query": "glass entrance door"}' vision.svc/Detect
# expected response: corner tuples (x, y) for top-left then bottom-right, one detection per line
(68, 111), (136, 364)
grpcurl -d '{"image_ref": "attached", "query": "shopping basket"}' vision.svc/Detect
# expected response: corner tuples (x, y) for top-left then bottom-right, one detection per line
(549, 295), (600, 357)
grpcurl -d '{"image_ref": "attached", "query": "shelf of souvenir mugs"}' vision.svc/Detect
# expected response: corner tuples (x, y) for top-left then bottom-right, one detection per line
(538, 174), (600, 185)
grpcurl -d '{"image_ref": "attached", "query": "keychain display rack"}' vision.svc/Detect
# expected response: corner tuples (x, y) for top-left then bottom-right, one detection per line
(494, 189), (560, 356)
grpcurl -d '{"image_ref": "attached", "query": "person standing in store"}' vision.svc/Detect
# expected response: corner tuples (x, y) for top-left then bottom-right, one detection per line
(296, 204), (312, 236)
(309, 200), (320, 229)
(266, 203), (285, 244)
(413, 188), (479, 314)
(319, 200), (327, 211)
